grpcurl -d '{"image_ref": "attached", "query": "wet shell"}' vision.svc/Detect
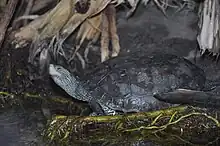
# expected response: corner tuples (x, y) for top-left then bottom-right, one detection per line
(82, 51), (206, 113)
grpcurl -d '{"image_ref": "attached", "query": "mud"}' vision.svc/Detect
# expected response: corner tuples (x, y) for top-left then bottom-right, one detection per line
(0, 3), (220, 146)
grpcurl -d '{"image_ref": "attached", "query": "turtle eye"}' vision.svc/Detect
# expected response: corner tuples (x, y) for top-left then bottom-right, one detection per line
(56, 66), (63, 71)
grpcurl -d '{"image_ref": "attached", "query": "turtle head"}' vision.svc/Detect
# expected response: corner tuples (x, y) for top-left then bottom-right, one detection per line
(49, 64), (77, 89)
(49, 64), (91, 102)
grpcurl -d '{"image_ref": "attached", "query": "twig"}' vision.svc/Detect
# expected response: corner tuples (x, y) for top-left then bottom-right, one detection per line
(76, 52), (86, 69)
(31, 0), (56, 14)
(0, 0), (19, 52)
(14, 15), (39, 23)
(23, 0), (35, 25)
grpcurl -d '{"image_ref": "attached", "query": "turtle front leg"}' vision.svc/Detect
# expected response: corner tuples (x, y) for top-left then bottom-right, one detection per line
(88, 101), (118, 116)
(89, 112), (99, 116)
(88, 100), (105, 115)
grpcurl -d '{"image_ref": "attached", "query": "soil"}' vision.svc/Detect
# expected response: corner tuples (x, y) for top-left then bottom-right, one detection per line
(0, 3), (220, 146)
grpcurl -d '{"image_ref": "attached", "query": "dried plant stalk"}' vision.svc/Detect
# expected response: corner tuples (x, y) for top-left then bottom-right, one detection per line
(197, 0), (220, 57)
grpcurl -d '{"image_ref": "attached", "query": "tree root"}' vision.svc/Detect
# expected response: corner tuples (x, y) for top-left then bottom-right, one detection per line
(43, 105), (220, 145)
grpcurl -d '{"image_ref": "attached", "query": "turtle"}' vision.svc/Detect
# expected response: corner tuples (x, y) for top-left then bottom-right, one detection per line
(49, 51), (208, 116)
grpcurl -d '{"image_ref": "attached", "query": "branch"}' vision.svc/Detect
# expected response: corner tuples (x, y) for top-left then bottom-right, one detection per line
(153, 89), (220, 108)
(0, 0), (19, 51)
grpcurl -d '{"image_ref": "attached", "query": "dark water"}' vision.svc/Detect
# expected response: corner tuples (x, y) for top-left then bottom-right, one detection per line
(0, 97), (161, 146)
(0, 106), (45, 145)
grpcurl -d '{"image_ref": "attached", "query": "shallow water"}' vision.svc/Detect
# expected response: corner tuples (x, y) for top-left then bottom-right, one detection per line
(0, 106), (45, 145)
(0, 96), (162, 146)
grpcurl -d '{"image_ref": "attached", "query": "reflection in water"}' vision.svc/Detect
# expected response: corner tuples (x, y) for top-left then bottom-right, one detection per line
(0, 109), (160, 146)
(0, 107), (45, 145)
(0, 95), (161, 146)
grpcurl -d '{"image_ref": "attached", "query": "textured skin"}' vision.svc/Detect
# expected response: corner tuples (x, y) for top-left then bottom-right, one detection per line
(49, 64), (117, 115)
(49, 64), (94, 102)
(49, 51), (206, 115)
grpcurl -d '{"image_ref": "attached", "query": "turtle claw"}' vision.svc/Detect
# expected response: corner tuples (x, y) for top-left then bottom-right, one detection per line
(89, 112), (98, 116)
(88, 100), (105, 115)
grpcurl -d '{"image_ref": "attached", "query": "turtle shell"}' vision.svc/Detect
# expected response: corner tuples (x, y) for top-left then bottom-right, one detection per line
(82, 51), (206, 113)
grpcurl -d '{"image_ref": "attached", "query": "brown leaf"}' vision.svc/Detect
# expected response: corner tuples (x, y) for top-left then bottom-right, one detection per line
(76, 13), (102, 47)
(60, 0), (112, 38)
